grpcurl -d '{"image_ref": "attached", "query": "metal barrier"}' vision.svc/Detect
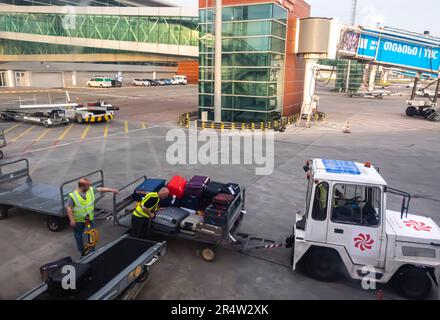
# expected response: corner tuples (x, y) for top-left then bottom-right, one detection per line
(178, 112), (326, 131)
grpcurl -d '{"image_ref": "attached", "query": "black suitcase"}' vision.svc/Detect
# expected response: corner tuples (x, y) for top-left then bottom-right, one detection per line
(221, 183), (241, 196)
(204, 181), (224, 200)
(152, 207), (189, 234)
(205, 205), (228, 227)
(47, 262), (93, 297)
(159, 195), (181, 208)
(40, 256), (73, 282)
(181, 195), (200, 211)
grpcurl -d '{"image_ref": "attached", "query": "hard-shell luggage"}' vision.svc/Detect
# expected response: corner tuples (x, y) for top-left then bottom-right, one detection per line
(205, 205), (228, 227)
(196, 223), (224, 241)
(159, 195), (181, 208)
(181, 195), (200, 211)
(167, 176), (187, 199)
(180, 214), (204, 231)
(152, 207), (189, 234)
(133, 179), (166, 202)
(204, 181), (224, 200)
(212, 193), (235, 210)
(47, 262), (93, 297)
(221, 183), (241, 196)
(185, 176), (210, 197)
(40, 256), (73, 282)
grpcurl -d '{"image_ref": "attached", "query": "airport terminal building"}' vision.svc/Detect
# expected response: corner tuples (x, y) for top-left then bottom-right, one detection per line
(0, 0), (199, 87)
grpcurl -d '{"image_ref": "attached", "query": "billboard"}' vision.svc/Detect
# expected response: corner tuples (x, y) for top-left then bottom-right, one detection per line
(339, 28), (440, 74)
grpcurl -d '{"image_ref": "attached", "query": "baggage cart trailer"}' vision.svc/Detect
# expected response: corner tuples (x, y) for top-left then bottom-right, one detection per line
(19, 235), (166, 300)
(0, 108), (69, 128)
(112, 176), (280, 261)
(0, 128), (6, 160)
(0, 158), (108, 231)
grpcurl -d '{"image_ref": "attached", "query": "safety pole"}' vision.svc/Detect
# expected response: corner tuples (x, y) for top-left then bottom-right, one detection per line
(433, 75), (440, 104)
(410, 73), (420, 101)
(214, 0), (222, 123)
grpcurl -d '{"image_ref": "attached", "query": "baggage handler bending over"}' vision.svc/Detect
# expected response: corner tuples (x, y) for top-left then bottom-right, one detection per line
(66, 178), (119, 256)
(131, 188), (170, 240)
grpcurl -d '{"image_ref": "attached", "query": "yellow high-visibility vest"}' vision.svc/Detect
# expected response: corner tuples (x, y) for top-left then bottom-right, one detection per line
(133, 192), (160, 219)
(69, 188), (95, 223)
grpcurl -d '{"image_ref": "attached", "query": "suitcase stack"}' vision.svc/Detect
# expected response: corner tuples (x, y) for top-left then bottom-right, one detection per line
(221, 183), (241, 197)
(196, 223), (224, 241)
(133, 179), (166, 202)
(46, 262), (93, 297)
(182, 176), (210, 213)
(204, 193), (235, 228)
(180, 214), (204, 236)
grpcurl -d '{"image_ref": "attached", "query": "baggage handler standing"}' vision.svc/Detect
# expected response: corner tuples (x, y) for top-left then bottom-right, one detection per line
(66, 178), (119, 256)
(131, 188), (170, 239)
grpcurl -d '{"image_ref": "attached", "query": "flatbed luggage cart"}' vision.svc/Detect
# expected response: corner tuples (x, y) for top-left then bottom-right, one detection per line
(0, 158), (108, 231)
(1, 108), (69, 128)
(112, 176), (282, 261)
(19, 235), (166, 300)
(0, 128), (6, 160)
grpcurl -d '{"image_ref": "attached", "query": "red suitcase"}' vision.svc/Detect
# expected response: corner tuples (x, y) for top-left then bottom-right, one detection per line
(167, 176), (187, 199)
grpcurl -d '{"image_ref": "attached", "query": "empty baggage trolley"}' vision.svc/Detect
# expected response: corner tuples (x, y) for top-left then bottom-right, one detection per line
(0, 158), (108, 231)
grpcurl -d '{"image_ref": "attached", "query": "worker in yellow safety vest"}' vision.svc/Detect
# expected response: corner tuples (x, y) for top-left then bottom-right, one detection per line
(131, 188), (170, 240)
(66, 178), (119, 256)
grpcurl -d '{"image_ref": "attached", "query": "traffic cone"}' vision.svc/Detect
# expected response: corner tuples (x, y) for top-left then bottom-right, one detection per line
(343, 121), (351, 134)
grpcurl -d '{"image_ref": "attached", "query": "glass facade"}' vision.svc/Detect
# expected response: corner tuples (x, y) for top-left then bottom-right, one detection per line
(0, 12), (199, 47)
(0, 0), (168, 6)
(199, 3), (288, 122)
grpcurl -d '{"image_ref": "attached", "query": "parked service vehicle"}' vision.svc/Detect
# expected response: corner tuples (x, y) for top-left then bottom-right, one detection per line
(173, 75), (188, 85)
(157, 79), (166, 86)
(288, 159), (440, 299)
(145, 79), (159, 86)
(163, 79), (172, 85)
(132, 79), (149, 87)
(87, 77), (112, 88)
(111, 79), (122, 88)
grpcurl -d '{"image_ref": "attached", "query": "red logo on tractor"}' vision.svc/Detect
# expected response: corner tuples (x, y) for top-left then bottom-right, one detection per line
(354, 233), (375, 252)
(404, 220), (432, 232)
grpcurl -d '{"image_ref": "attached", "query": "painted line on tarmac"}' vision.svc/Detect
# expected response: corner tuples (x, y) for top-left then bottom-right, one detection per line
(10, 125), (36, 143)
(80, 125), (91, 140)
(53, 124), (74, 146)
(9, 125), (160, 158)
(124, 121), (129, 134)
(104, 123), (109, 138)
(4, 123), (22, 134)
(21, 129), (51, 153)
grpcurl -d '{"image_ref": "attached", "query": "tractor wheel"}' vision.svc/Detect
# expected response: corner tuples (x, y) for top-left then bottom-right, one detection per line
(406, 106), (417, 117)
(305, 248), (342, 282)
(0, 206), (9, 220)
(395, 267), (432, 300)
(76, 115), (83, 124)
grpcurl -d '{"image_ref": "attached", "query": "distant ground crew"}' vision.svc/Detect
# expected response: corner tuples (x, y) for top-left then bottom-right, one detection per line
(131, 188), (170, 239)
(66, 178), (119, 256)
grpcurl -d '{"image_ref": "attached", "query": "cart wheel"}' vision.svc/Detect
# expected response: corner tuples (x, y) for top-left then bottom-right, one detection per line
(0, 206), (9, 220)
(76, 115), (83, 124)
(200, 247), (216, 262)
(423, 108), (436, 119)
(0, 150), (3, 160)
(44, 122), (50, 128)
(47, 217), (65, 232)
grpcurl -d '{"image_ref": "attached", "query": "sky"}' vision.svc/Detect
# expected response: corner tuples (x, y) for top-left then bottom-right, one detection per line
(167, 0), (440, 37)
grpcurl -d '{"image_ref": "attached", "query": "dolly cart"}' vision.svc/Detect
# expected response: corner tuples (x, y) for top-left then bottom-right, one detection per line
(112, 176), (283, 261)
(0, 158), (108, 231)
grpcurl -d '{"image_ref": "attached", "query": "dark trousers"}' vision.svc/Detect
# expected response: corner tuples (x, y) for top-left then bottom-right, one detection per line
(73, 221), (95, 256)
(131, 215), (151, 240)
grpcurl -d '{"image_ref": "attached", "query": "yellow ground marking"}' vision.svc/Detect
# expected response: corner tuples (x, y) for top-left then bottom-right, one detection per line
(141, 122), (146, 129)
(4, 123), (22, 134)
(35, 129), (50, 142)
(124, 121), (129, 134)
(80, 125), (91, 140)
(104, 124), (109, 138)
(57, 124), (74, 141)
(11, 125), (36, 142)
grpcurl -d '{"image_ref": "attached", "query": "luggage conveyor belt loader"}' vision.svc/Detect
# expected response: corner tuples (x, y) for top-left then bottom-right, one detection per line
(19, 235), (166, 300)
(111, 176), (284, 262)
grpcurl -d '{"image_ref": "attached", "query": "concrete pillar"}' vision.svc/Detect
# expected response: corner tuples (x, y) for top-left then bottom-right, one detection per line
(6, 70), (14, 88)
(381, 69), (390, 85)
(153, 71), (157, 80)
(368, 64), (378, 92)
(72, 71), (77, 87)
(301, 54), (319, 116)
